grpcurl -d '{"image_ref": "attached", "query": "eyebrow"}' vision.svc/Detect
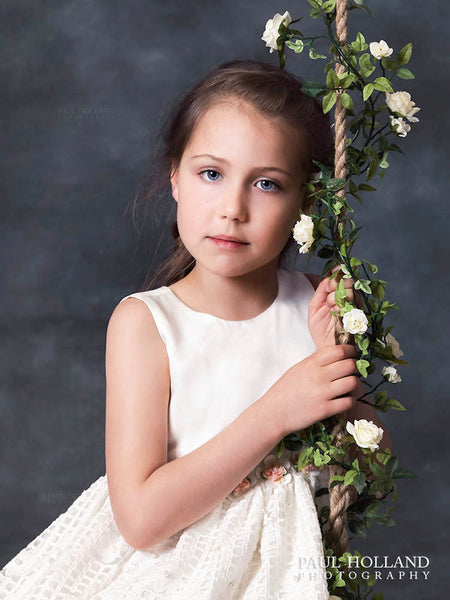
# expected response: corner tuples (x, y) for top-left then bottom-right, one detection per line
(190, 153), (293, 178)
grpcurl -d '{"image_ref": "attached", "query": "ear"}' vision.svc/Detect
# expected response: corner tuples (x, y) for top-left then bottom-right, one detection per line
(170, 167), (179, 203)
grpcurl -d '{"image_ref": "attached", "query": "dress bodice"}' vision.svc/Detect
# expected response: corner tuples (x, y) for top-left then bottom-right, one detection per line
(119, 268), (317, 462)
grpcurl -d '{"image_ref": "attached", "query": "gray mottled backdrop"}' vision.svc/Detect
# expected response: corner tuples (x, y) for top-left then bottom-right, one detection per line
(1, 1), (449, 597)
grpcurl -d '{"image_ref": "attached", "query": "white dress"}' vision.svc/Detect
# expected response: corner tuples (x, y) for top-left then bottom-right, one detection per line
(0, 268), (331, 600)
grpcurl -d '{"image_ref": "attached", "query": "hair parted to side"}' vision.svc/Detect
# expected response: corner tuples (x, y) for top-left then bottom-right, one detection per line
(131, 59), (333, 291)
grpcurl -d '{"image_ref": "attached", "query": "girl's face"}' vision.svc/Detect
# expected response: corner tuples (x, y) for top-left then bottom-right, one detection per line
(170, 99), (309, 279)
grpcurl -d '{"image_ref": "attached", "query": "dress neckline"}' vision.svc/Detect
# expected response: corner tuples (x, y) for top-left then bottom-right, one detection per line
(162, 269), (284, 324)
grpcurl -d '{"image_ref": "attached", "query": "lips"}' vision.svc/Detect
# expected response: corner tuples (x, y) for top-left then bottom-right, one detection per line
(209, 235), (248, 243)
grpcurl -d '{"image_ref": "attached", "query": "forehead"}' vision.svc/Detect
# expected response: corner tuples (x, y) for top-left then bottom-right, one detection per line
(184, 100), (307, 170)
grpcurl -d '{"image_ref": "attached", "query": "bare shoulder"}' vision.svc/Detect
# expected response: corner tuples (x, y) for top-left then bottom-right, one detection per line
(105, 296), (170, 545)
(302, 272), (323, 290)
(107, 295), (162, 337)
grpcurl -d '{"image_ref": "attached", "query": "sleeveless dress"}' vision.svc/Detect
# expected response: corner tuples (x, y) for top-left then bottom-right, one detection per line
(0, 268), (331, 600)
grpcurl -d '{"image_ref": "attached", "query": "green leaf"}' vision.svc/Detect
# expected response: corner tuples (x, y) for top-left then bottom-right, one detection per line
(274, 440), (285, 458)
(357, 336), (369, 356)
(326, 68), (339, 89)
(384, 397), (407, 411)
(339, 72), (358, 88)
(335, 278), (348, 307)
(367, 157), (378, 181)
(364, 502), (380, 518)
(340, 92), (354, 111)
(296, 447), (314, 470)
(327, 177), (346, 191)
(397, 42), (412, 65)
(396, 67), (415, 79)
(373, 76), (393, 93)
(354, 279), (372, 294)
(350, 31), (368, 52)
(376, 448), (391, 465)
(393, 468), (418, 479)
(356, 359), (370, 377)
(352, 472), (366, 494)
(309, 47), (327, 60)
(381, 58), (397, 71)
(285, 39), (305, 53)
(363, 259), (378, 274)
(363, 83), (374, 101)
(318, 245), (335, 259)
(332, 200), (344, 215)
(322, 90), (337, 113)
(368, 460), (385, 478)
(357, 183), (376, 192)
(371, 279), (386, 301)
(301, 81), (327, 97)
(344, 469), (357, 486)
(322, 0), (336, 13)
(359, 53), (375, 78)
(309, 7), (322, 19)
(313, 448), (331, 466)
(368, 479), (385, 495)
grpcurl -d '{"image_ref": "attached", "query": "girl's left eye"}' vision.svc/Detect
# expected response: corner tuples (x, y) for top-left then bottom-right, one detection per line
(199, 169), (222, 182)
(256, 179), (279, 192)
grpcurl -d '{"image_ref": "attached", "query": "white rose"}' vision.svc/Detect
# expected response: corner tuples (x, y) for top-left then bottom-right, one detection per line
(261, 11), (292, 53)
(389, 116), (411, 138)
(292, 214), (314, 254)
(385, 91), (420, 123)
(382, 365), (402, 383)
(369, 40), (393, 60)
(342, 308), (368, 335)
(346, 419), (384, 451)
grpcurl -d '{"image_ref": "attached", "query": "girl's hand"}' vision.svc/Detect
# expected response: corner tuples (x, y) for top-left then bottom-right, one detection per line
(275, 344), (359, 436)
(306, 268), (358, 350)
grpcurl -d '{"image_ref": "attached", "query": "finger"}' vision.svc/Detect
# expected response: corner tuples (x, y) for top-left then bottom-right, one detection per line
(324, 358), (358, 381)
(329, 374), (359, 398)
(308, 276), (329, 312)
(324, 394), (355, 418)
(317, 343), (358, 366)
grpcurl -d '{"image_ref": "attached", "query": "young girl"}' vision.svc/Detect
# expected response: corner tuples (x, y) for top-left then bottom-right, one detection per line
(1, 60), (391, 599)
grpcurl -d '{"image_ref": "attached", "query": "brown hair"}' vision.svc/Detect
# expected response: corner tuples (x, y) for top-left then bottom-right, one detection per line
(131, 59), (333, 291)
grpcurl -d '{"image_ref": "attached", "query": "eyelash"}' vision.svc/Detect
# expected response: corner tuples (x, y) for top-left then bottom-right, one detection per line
(198, 169), (281, 192)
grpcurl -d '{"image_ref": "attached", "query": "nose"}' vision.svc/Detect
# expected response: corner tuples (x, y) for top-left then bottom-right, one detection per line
(220, 181), (248, 221)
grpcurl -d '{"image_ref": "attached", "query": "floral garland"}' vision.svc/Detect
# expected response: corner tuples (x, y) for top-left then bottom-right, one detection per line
(257, 2), (418, 598)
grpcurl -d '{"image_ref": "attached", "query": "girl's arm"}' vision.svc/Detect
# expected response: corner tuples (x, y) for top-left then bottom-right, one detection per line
(105, 297), (358, 551)
(105, 298), (287, 551)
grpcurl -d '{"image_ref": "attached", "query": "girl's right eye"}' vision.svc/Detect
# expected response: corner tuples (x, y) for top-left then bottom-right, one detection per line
(199, 169), (221, 182)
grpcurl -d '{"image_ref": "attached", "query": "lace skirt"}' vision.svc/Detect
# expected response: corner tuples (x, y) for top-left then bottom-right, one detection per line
(0, 449), (330, 600)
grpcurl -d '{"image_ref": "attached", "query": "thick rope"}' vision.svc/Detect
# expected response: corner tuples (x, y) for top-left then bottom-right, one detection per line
(327, 0), (353, 559)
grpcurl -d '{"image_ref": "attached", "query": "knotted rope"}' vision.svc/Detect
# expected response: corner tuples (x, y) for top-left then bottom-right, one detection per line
(326, 0), (354, 558)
